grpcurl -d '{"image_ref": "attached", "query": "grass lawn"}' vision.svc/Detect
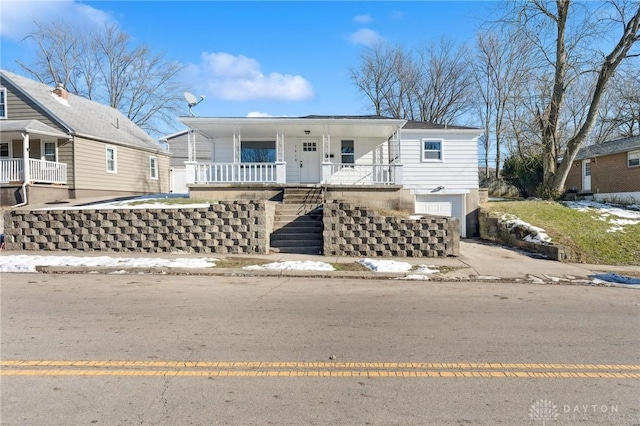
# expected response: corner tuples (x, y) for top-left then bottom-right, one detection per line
(484, 200), (640, 266)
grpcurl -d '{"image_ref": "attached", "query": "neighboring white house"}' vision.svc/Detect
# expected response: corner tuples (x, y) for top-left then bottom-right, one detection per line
(164, 115), (482, 237)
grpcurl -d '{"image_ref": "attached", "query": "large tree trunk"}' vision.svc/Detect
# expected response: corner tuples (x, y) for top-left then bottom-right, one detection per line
(541, 1), (640, 196)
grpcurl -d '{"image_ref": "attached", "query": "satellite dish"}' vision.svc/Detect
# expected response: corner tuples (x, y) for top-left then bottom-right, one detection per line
(184, 91), (205, 116)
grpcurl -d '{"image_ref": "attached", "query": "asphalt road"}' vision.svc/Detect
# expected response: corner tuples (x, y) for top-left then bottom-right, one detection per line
(1, 273), (639, 425)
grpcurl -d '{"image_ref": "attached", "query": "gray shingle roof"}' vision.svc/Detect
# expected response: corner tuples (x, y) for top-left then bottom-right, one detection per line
(576, 135), (640, 160)
(0, 119), (69, 138)
(1, 69), (166, 152)
(402, 119), (480, 130)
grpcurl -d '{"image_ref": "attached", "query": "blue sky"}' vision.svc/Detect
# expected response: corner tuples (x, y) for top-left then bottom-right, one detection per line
(1, 1), (494, 123)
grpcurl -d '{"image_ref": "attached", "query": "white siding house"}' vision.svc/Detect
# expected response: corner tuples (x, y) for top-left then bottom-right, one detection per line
(165, 116), (482, 237)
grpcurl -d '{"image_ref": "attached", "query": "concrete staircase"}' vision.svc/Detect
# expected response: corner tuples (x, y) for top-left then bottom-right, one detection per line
(270, 187), (324, 255)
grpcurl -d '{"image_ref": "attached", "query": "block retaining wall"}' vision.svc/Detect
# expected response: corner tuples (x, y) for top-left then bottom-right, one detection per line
(478, 209), (571, 261)
(323, 202), (459, 257)
(3, 201), (269, 254)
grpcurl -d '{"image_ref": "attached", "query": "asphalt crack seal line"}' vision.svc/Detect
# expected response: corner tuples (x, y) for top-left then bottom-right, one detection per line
(1, 360), (639, 379)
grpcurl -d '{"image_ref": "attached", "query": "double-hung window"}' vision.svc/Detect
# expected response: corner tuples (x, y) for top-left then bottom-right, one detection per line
(106, 146), (117, 173)
(629, 150), (640, 168)
(341, 140), (354, 165)
(422, 139), (443, 161)
(42, 141), (57, 162)
(0, 88), (7, 119)
(149, 156), (158, 179)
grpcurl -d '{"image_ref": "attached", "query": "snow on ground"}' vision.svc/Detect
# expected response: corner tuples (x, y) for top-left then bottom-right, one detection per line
(35, 194), (210, 211)
(500, 214), (552, 244)
(358, 258), (413, 273)
(0, 255), (218, 273)
(243, 261), (335, 271)
(357, 259), (441, 276)
(563, 200), (640, 233)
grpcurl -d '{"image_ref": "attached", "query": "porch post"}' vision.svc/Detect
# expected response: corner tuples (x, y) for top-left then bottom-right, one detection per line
(321, 124), (332, 183)
(275, 130), (286, 184)
(184, 129), (197, 185)
(233, 127), (241, 163)
(22, 132), (30, 183)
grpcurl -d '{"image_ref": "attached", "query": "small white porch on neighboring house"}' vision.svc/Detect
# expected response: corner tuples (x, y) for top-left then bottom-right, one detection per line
(1, 120), (69, 206)
(178, 116), (407, 187)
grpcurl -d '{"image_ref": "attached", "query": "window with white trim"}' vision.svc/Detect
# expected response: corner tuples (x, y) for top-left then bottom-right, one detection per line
(0, 142), (10, 158)
(0, 88), (6, 119)
(422, 139), (442, 161)
(149, 156), (158, 179)
(341, 140), (354, 164)
(106, 146), (117, 173)
(42, 141), (57, 162)
(629, 150), (640, 168)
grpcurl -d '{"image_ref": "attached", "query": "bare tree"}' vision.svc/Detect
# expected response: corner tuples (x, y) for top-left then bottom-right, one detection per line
(349, 43), (398, 116)
(350, 39), (473, 124)
(592, 61), (640, 142)
(503, 0), (640, 197)
(17, 20), (185, 136)
(414, 38), (474, 124)
(471, 32), (533, 178)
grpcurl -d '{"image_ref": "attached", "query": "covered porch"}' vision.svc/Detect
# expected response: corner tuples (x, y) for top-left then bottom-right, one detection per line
(178, 116), (406, 186)
(0, 120), (68, 185)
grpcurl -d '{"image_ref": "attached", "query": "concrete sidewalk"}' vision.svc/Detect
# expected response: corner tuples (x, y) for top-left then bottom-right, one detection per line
(4, 239), (638, 284)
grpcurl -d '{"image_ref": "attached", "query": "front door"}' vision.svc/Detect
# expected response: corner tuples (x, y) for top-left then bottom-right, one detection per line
(299, 139), (320, 183)
(582, 159), (591, 192)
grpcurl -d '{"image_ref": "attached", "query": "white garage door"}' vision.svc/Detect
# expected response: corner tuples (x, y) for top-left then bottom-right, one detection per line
(415, 194), (466, 237)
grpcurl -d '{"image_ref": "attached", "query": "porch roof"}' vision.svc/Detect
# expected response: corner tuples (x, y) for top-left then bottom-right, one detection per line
(0, 119), (69, 139)
(179, 116), (407, 139)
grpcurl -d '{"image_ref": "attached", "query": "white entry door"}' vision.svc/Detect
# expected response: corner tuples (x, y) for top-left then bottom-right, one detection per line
(582, 159), (591, 192)
(300, 139), (321, 183)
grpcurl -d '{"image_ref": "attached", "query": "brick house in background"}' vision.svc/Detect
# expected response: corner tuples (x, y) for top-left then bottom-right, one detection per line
(565, 135), (640, 203)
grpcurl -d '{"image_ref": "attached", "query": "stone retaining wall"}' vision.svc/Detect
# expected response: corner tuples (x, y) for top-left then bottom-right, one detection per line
(323, 202), (459, 257)
(3, 202), (269, 254)
(478, 209), (571, 261)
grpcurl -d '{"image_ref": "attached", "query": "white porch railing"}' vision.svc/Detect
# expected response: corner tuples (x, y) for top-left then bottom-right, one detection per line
(324, 163), (399, 185)
(0, 159), (23, 183)
(195, 163), (277, 183)
(0, 159), (67, 184)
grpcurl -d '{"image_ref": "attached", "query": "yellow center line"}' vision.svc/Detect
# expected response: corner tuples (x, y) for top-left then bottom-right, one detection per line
(1, 369), (638, 378)
(1, 360), (639, 370)
(1, 360), (639, 379)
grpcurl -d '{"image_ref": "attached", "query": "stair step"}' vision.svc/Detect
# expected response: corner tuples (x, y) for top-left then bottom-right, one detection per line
(270, 246), (323, 255)
(271, 232), (323, 242)
(269, 239), (322, 248)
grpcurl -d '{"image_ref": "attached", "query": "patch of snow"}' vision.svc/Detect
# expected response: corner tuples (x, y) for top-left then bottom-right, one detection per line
(501, 214), (552, 243)
(606, 226), (624, 233)
(527, 275), (545, 284)
(242, 261), (335, 271)
(40, 201), (211, 211)
(0, 255), (218, 273)
(398, 274), (431, 280)
(357, 258), (413, 273)
(414, 265), (439, 274)
(590, 273), (640, 285)
(407, 215), (424, 220)
(476, 275), (500, 280)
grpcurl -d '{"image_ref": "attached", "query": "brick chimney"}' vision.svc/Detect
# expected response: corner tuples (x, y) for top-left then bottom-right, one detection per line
(52, 83), (68, 100)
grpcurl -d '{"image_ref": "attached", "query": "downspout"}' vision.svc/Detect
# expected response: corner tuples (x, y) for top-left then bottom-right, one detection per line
(12, 132), (30, 208)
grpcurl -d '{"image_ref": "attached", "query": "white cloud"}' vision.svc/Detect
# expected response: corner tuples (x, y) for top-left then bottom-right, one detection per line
(0, 0), (112, 40)
(349, 28), (384, 46)
(191, 52), (315, 102)
(353, 14), (373, 24)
